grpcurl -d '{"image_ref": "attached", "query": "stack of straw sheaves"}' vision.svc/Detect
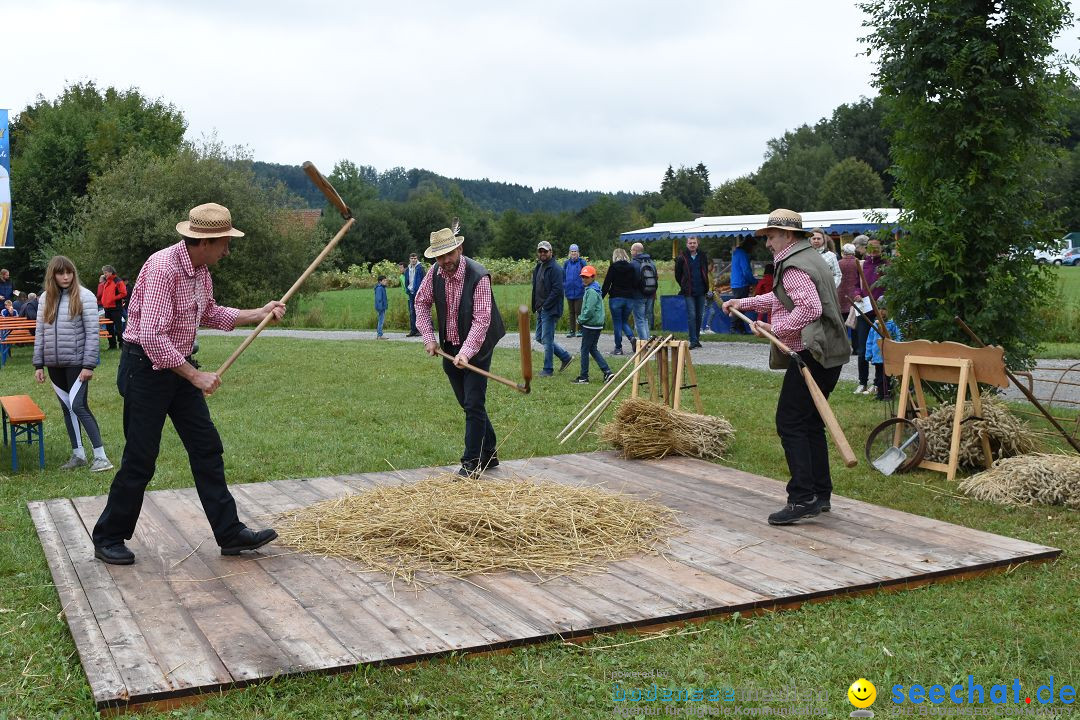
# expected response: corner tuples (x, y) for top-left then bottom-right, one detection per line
(275, 474), (681, 585)
(958, 453), (1080, 508)
(600, 398), (734, 460)
(913, 393), (1036, 468)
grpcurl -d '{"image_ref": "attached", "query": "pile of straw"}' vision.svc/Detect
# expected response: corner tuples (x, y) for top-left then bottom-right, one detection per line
(274, 474), (681, 585)
(958, 453), (1080, 508)
(913, 393), (1036, 468)
(599, 398), (735, 460)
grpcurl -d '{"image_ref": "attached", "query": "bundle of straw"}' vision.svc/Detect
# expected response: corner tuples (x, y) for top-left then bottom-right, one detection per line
(275, 474), (681, 585)
(958, 453), (1080, 508)
(600, 398), (735, 460)
(913, 393), (1035, 469)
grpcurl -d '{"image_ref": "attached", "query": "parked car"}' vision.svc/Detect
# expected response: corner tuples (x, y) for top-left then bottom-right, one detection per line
(1062, 246), (1080, 266)
(1034, 242), (1067, 265)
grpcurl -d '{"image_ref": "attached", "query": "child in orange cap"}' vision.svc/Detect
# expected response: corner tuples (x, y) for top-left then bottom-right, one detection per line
(572, 265), (614, 384)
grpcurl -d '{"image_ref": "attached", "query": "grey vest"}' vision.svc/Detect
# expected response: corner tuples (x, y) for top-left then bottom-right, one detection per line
(770, 240), (851, 370)
(432, 257), (506, 362)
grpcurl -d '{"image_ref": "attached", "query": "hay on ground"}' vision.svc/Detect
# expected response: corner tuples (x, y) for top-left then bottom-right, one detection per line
(274, 473), (681, 586)
(958, 453), (1080, 508)
(600, 398), (734, 460)
(913, 393), (1036, 469)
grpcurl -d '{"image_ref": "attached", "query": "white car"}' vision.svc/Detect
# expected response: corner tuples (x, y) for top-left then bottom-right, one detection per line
(1034, 243), (1067, 265)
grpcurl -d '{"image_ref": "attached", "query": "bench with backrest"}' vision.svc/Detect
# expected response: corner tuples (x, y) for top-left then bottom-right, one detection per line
(1, 394), (46, 470)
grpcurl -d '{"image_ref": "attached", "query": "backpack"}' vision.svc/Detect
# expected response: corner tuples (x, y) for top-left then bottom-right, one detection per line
(639, 260), (658, 297)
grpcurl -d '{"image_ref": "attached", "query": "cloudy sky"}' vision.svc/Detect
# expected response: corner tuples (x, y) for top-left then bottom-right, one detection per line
(6, 0), (1078, 193)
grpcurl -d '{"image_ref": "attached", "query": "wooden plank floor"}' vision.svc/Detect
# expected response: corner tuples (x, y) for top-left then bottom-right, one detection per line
(29, 452), (1059, 713)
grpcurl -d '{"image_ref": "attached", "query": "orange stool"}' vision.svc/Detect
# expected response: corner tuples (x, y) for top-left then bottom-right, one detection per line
(1, 395), (46, 470)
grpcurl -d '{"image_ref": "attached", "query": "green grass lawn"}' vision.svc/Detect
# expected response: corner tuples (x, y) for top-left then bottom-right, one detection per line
(0, 337), (1076, 718)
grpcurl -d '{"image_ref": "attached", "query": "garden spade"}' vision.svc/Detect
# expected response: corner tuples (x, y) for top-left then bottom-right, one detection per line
(871, 431), (921, 476)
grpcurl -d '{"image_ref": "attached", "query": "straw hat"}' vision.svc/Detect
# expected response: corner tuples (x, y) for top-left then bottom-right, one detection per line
(175, 203), (245, 239)
(755, 208), (812, 237)
(425, 227), (465, 258)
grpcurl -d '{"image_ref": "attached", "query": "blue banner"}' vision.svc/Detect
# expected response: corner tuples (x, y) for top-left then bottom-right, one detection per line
(0, 109), (11, 248)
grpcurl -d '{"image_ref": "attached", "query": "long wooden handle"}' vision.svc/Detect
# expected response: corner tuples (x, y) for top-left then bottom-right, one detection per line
(517, 305), (532, 393)
(216, 217), (355, 376)
(557, 336), (658, 440)
(302, 161), (352, 219)
(730, 307), (857, 468)
(435, 348), (528, 394)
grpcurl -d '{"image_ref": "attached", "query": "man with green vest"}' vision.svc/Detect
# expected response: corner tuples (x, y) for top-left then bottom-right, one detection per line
(723, 209), (849, 525)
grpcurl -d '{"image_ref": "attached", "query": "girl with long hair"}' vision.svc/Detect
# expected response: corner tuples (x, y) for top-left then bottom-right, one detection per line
(32, 256), (113, 471)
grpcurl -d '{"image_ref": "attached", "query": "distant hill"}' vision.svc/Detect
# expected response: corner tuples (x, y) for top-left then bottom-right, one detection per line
(251, 161), (637, 214)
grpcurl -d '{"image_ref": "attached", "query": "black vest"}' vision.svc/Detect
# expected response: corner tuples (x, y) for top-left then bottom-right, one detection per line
(432, 256), (506, 362)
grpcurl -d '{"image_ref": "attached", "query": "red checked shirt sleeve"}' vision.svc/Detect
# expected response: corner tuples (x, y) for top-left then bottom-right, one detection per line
(739, 269), (820, 352)
(415, 263), (437, 345)
(459, 275), (492, 360)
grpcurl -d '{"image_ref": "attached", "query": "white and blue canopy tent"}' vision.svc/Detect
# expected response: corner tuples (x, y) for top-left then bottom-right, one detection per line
(620, 208), (903, 258)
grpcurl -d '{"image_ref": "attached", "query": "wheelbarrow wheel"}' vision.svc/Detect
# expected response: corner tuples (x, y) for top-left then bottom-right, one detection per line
(865, 417), (927, 475)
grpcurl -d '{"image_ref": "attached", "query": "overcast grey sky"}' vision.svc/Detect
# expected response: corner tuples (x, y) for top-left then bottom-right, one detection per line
(5, 0), (1078, 193)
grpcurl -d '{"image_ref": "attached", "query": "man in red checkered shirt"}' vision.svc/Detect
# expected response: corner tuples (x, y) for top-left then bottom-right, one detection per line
(415, 224), (506, 478)
(724, 209), (850, 526)
(92, 203), (286, 565)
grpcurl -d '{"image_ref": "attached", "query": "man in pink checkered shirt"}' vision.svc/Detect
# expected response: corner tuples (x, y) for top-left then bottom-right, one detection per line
(724, 209), (850, 527)
(415, 224), (506, 479)
(92, 203), (286, 565)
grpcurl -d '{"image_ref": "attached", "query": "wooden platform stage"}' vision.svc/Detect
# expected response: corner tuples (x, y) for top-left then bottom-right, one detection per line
(29, 452), (1060, 713)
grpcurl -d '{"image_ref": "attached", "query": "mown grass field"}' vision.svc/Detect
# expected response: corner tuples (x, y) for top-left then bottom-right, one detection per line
(0, 336), (1076, 719)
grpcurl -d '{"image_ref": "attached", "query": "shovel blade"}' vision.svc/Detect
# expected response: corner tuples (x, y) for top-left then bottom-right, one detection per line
(872, 447), (907, 476)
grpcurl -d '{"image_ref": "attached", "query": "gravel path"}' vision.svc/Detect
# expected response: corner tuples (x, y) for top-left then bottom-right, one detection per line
(201, 328), (1080, 407)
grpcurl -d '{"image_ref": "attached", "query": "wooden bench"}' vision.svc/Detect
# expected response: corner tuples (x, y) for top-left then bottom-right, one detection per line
(1, 395), (46, 470)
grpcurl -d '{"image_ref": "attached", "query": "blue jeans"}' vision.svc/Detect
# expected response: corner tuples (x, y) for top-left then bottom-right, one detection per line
(684, 294), (705, 344)
(376, 309), (386, 336)
(609, 297), (636, 351)
(632, 298), (650, 341)
(579, 328), (611, 380)
(701, 299), (721, 332)
(643, 296), (655, 333)
(535, 311), (570, 373)
(407, 293), (418, 334)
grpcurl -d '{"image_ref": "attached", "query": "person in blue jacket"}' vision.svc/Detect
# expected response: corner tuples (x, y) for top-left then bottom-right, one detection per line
(729, 237), (758, 334)
(374, 275), (389, 339)
(562, 244), (586, 337)
(865, 306), (902, 400)
(403, 253), (426, 336)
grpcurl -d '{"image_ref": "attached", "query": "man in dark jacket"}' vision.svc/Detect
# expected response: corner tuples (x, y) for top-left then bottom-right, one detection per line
(416, 225), (506, 478)
(531, 240), (573, 376)
(673, 236), (709, 348)
(403, 253), (426, 336)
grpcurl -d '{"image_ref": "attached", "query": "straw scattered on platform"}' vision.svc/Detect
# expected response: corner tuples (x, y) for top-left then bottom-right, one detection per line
(914, 393), (1036, 469)
(600, 398), (734, 460)
(958, 453), (1080, 509)
(274, 474), (681, 585)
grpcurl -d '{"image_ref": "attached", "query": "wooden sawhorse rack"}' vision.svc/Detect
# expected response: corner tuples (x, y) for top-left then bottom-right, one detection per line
(630, 339), (703, 413)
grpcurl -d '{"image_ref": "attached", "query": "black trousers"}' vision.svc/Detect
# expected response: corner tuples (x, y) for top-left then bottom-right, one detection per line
(104, 306), (124, 348)
(92, 346), (244, 547)
(855, 315), (872, 385)
(730, 286), (751, 333)
(776, 350), (843, 505)
(442, 343), (497, 468)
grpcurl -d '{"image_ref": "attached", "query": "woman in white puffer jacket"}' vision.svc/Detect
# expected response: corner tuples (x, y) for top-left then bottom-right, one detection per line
(32, 256), (113, 472)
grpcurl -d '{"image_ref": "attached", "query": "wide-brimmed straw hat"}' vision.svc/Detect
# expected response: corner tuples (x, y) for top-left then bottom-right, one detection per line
(175, 203), (245, 239)
(755, 208), (812, 237)
(425, 227), (465, 259)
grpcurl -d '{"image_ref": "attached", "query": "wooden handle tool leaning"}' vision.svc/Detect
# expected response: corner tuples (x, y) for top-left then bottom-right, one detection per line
(729, 307), (858, 468)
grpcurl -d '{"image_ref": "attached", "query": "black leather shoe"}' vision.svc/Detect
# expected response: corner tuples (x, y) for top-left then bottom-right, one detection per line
(95, 543), (135, 565)
(480, 455), (499, 470)
(767, 499), (822, 526)
(220, 528), (278, 556)
(457, 464), (481, 479)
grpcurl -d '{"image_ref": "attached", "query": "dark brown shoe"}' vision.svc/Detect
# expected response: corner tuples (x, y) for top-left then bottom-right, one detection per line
(220, 528), (278, 556)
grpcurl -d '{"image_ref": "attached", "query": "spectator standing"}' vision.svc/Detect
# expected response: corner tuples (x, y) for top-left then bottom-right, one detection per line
(630, 242), (658, 336)
(674, 236), (709, 348)
(0, 268), (12, 301)
(851, 238), (889, 394)
(853, 234), (869, 260)
(562, 244), (586, 337)
(415, 225), (506, 478)
(752, 263), (775, 324)
(404, 253), (425, 337)
(531, 240), (573, 376)
(601, 247), (641, 355)
(32, 256), (113, 473)
(21, 292), (39, 320)
(865, 306), (902, 400)
(810, 228), (842, 287)
(374, 275), (389, 339)
(96, 265), (127, 350)
(722, 209), (849, 525)
(91, 202), (286, 565)
(572, 265), (613, 384)
(728, 237), (757, 334)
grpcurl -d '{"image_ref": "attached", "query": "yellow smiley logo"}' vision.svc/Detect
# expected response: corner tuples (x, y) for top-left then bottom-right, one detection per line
(848, 678), (877, 708)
